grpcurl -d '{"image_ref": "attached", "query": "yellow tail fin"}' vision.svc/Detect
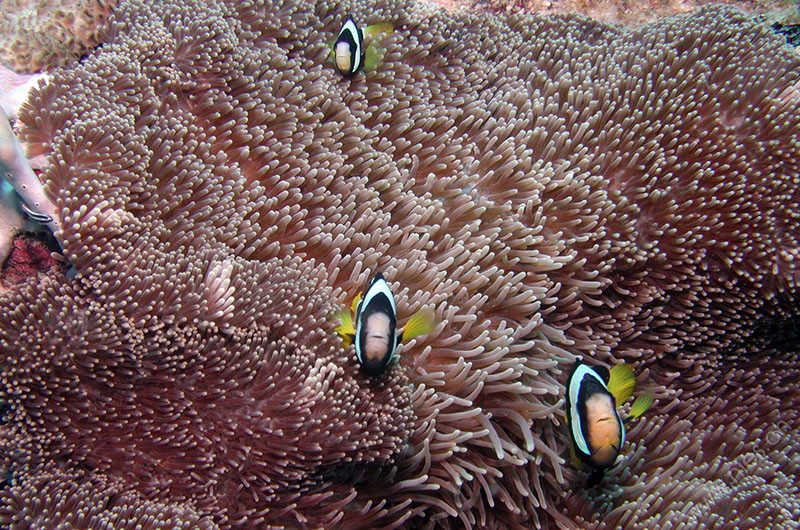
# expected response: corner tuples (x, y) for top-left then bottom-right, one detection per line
(628, 394), (654, 420)
(608, 363), (636, 404)
(401, 308), (436, 342)
(364, 22), (393, 38)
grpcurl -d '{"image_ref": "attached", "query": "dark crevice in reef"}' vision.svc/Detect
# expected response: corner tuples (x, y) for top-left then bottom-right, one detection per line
(316, 460), (397, 487)
(755, 312), (800, 356)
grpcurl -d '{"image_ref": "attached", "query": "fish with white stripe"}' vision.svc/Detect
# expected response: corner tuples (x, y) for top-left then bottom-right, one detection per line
(330, 16), (393, 77)
(335, 272), (436, 376)
(565, 360), (653, 486)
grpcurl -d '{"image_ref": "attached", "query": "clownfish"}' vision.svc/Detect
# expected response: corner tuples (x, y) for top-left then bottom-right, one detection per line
(335, 272), (436, 376)
(330, 17), (393, 77)
(565, 360), (654, 487)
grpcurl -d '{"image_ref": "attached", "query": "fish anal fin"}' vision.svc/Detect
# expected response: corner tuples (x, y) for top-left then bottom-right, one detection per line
(608, 363), (636, 404)
(586, 468), (605, 488)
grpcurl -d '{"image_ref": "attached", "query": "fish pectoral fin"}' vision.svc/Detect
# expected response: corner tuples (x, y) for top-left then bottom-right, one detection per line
(334, 308), (356, 346)
(400, 308), (437, 342)
(627, 393), (654, 420)
(361, 25), (394, 72)
(327, 38), (337, 63)
(362, 45), (384, 72)
(350, 292), (363, 314)
(607, 363), (636, 404)
(364, 22), (394, 38)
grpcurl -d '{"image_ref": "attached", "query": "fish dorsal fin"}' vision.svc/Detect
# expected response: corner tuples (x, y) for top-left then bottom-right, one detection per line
(399, 308), (436, 343)
(628, 394), (654, 420)
(334, 308), (355, 347)
(607, 363), (636, 404)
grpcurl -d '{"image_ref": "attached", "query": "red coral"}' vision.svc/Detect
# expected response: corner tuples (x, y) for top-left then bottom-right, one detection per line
(0, 233), (59, 289)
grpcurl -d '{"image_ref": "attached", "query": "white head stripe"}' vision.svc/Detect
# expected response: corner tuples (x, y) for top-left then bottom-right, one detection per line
(361, 276), (396, 315)
(568, 364), (608, 456)
(354, 276), (396, 363)
(340, 18), (362, 72)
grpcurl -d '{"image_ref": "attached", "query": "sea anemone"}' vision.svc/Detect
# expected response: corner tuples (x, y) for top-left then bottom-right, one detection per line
(0, 0), (798, 527)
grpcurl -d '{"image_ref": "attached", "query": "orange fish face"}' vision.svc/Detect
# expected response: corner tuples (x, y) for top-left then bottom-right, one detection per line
(363, 312), (392, 362)
(584, 393), (621, 467)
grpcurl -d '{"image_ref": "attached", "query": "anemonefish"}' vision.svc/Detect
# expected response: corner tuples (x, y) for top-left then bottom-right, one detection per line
(565, 360), (654, 487)
(335, 272), (436, 376)
(330, 17), (393, 77)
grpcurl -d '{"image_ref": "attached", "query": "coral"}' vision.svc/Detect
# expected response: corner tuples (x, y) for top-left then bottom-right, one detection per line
(0, 192), (25, 270)
(0, 104), (62, 269)
(0, 0), (120, 73)
(1, 0), (799, 528)
(0, 252), (416, 527)
(772, 22), (800, 46)
(0, 101), (61, 273)
(0, 66), (49, 123)
(0, 233), (61, 291)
